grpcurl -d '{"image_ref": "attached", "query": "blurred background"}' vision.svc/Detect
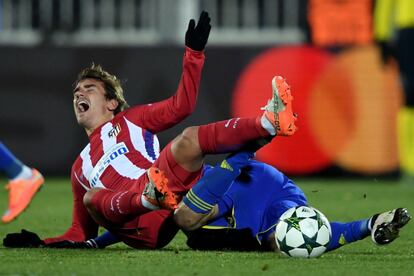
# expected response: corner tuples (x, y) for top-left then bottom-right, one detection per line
(0, 0), (411, 179)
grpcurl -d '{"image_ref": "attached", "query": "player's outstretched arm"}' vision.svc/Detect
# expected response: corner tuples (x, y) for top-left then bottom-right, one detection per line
(124, 11), (211, 133)
(46, 231), (120, 249)
(3, 229), (119, 249)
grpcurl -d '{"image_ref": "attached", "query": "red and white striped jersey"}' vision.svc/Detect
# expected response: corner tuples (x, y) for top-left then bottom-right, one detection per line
(43, 47), (205, 244)
(72, 112), (160, 191)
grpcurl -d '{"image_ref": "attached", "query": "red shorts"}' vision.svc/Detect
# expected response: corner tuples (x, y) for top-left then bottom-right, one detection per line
(126, 142), (203, 197)
(152, 141), (203, 195)
(101, 142), (202, 248)
(108, 210), (179, 249)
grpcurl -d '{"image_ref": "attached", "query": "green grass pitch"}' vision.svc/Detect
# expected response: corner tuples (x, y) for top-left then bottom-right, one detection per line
(0, 178), (413, 275)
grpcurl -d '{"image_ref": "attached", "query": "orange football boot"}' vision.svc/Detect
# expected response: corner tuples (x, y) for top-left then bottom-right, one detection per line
(142, 167), (178, 210)
(2, 169), (44, 223)
(262, 76), (297, 136)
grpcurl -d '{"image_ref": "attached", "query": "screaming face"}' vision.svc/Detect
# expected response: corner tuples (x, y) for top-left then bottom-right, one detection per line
(73, 78), (118, 136)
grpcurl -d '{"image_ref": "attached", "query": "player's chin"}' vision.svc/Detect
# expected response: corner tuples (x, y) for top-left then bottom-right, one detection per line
(75, 115), (87, 126)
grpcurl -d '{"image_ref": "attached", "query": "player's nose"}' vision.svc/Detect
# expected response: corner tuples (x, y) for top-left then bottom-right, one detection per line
(74, 90), (84, 99)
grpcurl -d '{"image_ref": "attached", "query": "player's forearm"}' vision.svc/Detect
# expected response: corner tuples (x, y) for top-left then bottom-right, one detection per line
(167, 9), (210, 121)
(131, 48), (205, 133)
(43, 227), (93, 245)
(166, 47), (205, 121)
(173, 47), (205, 113)
(123, 12), (210, 133)
(43, 211), (99, 244)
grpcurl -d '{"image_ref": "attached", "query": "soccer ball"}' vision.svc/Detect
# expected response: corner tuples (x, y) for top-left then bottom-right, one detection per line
(275, 206), (331, 258)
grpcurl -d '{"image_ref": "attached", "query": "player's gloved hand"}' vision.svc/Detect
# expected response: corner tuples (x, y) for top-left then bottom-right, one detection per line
(185, 11), (211, 51)
(3, 229), (45, 248)
(45, 239), (98, 249)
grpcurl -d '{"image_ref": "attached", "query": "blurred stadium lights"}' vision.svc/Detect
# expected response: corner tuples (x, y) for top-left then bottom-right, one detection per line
(0, 0), (306, 46)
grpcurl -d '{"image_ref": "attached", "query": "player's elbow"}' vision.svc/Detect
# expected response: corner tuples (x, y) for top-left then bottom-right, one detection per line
(172, 104), (194, 123)
(180, 107), (195, 119)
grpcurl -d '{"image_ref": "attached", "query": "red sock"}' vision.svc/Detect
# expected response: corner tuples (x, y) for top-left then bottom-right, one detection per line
(91, 189), (149, 224)
(198, 117), (269, 153)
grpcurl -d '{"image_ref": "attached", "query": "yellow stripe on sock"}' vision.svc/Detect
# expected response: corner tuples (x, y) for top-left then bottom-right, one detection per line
(188, 189), (214, 209)
(186, 193), (209, 212)
(186, 190), (214, 211)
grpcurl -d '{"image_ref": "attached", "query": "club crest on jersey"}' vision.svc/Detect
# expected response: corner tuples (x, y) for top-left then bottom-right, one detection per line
(108, 123), (121, 138)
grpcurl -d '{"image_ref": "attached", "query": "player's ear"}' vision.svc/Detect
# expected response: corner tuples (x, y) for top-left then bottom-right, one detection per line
(107, 99), (119, 112)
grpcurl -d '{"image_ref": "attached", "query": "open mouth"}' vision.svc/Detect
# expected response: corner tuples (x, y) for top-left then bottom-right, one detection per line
(77, 99), (90, 113)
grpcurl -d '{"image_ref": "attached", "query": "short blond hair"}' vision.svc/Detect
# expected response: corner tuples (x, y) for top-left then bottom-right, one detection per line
(76, 64), (129, 115)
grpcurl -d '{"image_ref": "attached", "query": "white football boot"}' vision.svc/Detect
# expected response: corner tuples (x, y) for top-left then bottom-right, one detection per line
(371, 208), (411, 245)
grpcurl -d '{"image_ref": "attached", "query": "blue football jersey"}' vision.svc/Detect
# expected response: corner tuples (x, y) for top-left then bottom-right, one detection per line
(202, 160), (308, 244)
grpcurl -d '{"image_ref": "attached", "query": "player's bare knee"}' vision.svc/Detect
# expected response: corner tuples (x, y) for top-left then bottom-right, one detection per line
(83, 188), (102, 211)
(175, 126), (199, 150)
(171, 126), (203, 171)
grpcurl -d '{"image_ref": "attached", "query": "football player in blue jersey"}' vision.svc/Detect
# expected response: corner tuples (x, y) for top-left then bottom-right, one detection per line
(174, 151), (411, 251)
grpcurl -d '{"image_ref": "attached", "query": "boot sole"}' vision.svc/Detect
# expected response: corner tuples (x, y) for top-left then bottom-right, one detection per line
(374, 208), (411, 245)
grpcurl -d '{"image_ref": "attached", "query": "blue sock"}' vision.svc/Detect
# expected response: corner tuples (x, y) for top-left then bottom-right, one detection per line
(183, 152), (253, 214)
(326, 219), (371, 252)
(184, 165), (237, 214)
(0, 142), (24, 179)
(90, 231), (120, 248)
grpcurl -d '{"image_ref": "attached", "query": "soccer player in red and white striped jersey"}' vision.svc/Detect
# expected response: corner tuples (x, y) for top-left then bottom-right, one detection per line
(37, 12), (298, 248)
(42, 12), (211, 246)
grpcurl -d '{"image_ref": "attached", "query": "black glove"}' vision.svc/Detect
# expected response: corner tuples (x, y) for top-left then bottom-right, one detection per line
(377, 41), (396, 66)
(45, 239), (98, 249)
(185, 11), (211, 51)
(3, 229), (45, 248)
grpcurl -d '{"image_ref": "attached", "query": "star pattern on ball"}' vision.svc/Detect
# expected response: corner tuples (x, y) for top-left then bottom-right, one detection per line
(314, 211), (325, 229)
(300, 232), (324, 254)
(276, 206), (332, 258)
(278, 236), (296, 257)
(285, 210), (301, 232)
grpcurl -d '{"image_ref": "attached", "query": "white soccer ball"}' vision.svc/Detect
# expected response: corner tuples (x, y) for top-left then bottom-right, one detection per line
(275, 206), (331, 258)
